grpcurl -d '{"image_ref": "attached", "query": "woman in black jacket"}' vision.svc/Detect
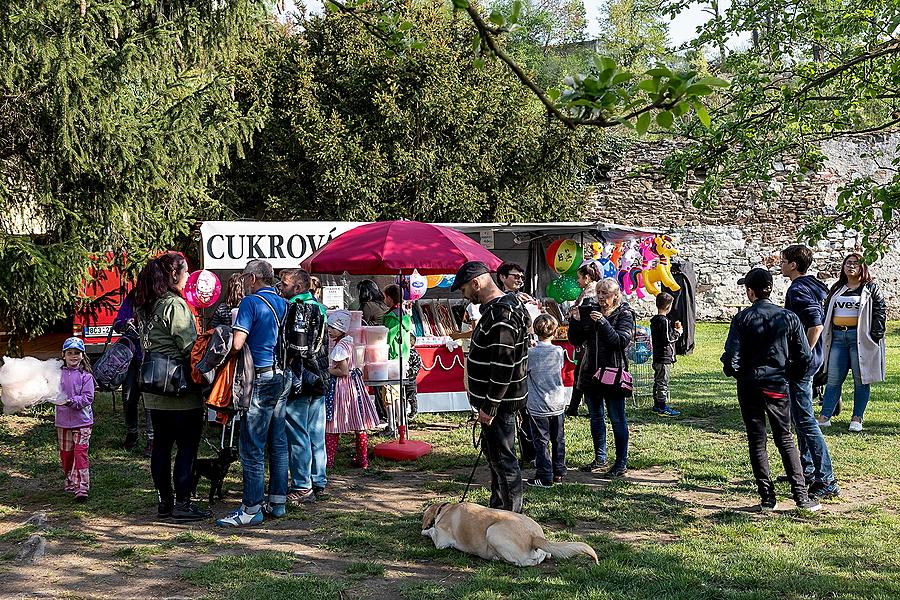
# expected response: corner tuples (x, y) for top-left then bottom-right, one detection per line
(568, 277), (635, 477)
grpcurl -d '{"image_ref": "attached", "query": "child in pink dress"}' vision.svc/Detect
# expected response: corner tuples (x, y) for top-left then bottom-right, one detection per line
(324, 311), (380, 469)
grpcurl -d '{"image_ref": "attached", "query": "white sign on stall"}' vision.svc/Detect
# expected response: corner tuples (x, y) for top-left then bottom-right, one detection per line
(321, 286), (345, 309)
(199, 221), (363, 270)
(479, 229), (495, 250)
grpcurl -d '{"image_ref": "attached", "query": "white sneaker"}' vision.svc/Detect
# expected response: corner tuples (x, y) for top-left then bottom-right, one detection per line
(817, 418), (832, 428)
(216, 506), (263, 527)
(848, 420), (863, 432)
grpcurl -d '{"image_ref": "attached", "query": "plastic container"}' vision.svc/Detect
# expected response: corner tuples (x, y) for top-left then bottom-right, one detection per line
(367, 361), (389, 380)
(363, 325), (389, 346)
(349, 310), (363, 331)
(349, 328), (366, 345)
(387, 359), (401, 380)
(354, 345), (366, 368)
(365, 344), (389, 363)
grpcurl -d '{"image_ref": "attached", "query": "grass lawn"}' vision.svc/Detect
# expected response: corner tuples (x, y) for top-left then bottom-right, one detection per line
(2, 322), (900, 599)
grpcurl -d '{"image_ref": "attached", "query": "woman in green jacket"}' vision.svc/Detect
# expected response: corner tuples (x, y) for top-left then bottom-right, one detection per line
(134, 251), (210, 523)
(382, 284), (411, 361)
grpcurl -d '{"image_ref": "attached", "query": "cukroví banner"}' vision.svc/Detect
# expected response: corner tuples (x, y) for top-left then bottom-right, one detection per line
(200, 221), (363, 270)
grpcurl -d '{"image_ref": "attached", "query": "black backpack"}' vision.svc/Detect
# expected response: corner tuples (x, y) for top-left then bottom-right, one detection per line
(93, 327), (138, 391)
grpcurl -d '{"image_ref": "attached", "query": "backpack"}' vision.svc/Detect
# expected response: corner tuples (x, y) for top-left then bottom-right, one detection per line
(284, 297), (330, 396)
(93, 327), (138, 391)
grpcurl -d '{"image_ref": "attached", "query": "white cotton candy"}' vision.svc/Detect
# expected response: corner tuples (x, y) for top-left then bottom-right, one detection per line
(0, 357), (63, 415)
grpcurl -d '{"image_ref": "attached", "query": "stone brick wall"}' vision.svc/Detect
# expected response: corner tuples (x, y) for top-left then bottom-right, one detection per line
(588, 133), (900, 320)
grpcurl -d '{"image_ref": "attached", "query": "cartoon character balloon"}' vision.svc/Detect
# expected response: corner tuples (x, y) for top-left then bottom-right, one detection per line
(616, 242), (644, 299)
(546, 239), (583, 275)
(184, 270), (221, 308)
(425, 275), (445, 288)
(436, 274), (455, 288)
(641, 235), (681, 296)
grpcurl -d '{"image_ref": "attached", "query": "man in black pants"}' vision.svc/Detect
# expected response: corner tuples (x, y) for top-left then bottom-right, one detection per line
(453, 261), (530, 513)
(721, 268), (821, 512)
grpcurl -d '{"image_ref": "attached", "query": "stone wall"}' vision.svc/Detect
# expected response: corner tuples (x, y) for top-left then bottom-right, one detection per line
(588, 133), (900, 320)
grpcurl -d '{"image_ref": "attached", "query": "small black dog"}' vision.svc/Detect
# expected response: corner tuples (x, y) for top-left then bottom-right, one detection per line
(191, 446), (239, 505)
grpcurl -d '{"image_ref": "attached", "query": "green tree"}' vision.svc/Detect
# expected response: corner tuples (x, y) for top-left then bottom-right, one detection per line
(0, 0), (271, 343)
(215, 0), (592, 223)
(659, 0), (900, 257)
(596, 0), (670, 71)
(489, 0), (591, 87)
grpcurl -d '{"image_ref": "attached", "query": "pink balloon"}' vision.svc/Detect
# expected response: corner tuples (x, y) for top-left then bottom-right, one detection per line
(185, 270), (221, 308)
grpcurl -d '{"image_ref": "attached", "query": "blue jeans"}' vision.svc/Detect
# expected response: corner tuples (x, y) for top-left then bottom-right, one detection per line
(789, 376), (835, 483)
(584, 391), (628, 469)
(822, 329), (871, 419)
(285, 393), (327, 491)
(240, 370), (289, 512)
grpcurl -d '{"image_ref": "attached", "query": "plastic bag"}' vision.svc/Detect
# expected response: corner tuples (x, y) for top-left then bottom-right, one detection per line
(0, 357), (63, 414)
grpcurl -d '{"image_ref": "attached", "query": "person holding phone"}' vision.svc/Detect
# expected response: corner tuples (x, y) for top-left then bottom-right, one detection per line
(567, 277), (634, 478)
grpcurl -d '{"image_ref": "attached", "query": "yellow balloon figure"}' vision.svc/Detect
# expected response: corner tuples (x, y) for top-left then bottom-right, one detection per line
(642, 235), (681, 296)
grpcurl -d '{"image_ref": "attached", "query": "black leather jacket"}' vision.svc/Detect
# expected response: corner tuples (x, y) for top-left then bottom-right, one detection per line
(567, 303), (634, 394)
(721, 299), (811, 393)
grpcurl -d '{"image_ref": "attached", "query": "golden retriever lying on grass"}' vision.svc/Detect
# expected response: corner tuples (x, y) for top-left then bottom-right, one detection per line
(421, 502), (598, 567)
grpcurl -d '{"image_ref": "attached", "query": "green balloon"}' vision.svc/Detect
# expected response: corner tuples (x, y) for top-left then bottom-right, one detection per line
(546, 276), (565, 302)
(563, 245), (584, 275)
(559, 274), (581, 301)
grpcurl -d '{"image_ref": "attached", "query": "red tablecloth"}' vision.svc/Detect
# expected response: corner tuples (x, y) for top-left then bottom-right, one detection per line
(416, 341), (576, 394)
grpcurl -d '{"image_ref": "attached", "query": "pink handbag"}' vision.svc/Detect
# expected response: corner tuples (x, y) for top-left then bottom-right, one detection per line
(593, 347), (633, 395)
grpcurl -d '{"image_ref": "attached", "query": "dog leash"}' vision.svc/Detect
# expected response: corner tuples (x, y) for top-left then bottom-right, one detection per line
(460, 421), (483, 503)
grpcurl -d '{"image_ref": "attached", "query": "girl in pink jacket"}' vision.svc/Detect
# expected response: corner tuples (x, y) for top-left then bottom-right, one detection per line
(57, 337), (95, 501)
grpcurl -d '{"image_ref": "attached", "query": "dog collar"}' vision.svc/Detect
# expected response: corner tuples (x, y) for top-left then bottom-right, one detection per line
(424, 502), (451, 530)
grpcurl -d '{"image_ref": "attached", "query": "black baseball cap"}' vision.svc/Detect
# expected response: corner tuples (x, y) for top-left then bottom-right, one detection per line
(737, 267), (773, 292)
(451, 261), (490, 291)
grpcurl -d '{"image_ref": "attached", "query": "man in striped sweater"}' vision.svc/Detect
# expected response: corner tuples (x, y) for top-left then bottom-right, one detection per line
(452, 261), (530, 513)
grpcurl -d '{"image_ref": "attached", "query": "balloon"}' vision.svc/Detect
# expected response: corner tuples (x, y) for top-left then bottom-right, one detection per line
(640, 235), (681, 296)
(437, 274), (455, 288)
(599, 259), (617, 278)
(184, 270), (221, 308)
(545, 277), (564, 302)
(408, 269), (427, 301)
(546, 239), (583, 275)
(558, 274), (581, 301)
(425, 275), (444, 288)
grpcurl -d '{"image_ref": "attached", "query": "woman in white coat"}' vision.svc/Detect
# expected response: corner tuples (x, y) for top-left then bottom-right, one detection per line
(818, 253), (887, 432)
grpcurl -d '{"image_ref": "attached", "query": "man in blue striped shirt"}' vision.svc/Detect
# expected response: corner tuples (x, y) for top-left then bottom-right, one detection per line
(452, 261), (530, 513)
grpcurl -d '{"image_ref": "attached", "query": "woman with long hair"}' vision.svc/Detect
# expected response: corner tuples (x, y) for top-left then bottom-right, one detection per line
(818, 253), (886, 432)
(134, 251), (210, 522)
(357, 279), (388, 326)
(211, 273), (245, 328)
(567, 277), (634, 477)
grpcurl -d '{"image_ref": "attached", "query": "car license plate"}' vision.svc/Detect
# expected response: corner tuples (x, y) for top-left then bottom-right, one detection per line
(84, 325), (112, 337)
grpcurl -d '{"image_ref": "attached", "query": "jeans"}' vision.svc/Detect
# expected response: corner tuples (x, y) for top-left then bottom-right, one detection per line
(652, 363), (672, 409)
(822, 328), (871, 419)
(789, 376), (835, 483)
(736, 385), (809, 503)
(123, 360), (153, 439)
(584, 390), (629, 469)
(481, 410), (523, 513)
(530, 414), (566, 484)
(240, 370), (289, 512)
(518, 407), (536, 463)
(285, 392), (328, 491)
(150, 408), (204, 503)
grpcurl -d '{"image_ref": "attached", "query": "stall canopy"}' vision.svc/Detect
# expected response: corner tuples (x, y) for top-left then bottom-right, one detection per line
(301, 220), (503, 275)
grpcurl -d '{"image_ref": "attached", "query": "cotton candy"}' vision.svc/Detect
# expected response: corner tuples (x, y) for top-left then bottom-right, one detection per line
(0, 357), (63, 415)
